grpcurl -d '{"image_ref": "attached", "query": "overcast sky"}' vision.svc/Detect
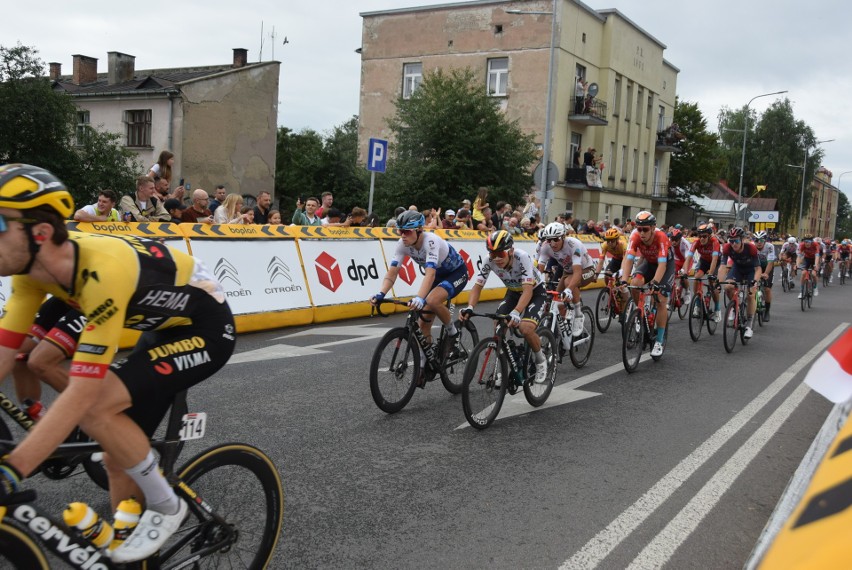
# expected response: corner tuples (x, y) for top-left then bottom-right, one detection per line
(4, 0), (851, 199)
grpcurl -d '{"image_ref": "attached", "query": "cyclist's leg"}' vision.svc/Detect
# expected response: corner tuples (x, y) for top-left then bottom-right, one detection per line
(25, 334), (72, 394)
(422, 265), (467, 339)
(11, 337), (39, 402)
(654, 260), (675, 331)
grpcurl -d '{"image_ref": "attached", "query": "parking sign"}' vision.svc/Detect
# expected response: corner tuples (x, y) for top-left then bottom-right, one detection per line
(367, 138), (388, 173)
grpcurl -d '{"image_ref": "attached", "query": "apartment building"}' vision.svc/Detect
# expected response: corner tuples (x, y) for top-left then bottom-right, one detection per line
(358, 0), (679, 223)
(51, 49), (279, 198)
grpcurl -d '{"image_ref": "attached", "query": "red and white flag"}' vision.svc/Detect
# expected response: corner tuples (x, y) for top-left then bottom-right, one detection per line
(805, 328), (852, 403)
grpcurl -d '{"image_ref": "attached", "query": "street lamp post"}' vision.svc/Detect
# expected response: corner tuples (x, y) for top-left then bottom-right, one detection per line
(787, 138), (834, 237)
(736, 90), (788, 226)
(508, 0), (558, 223)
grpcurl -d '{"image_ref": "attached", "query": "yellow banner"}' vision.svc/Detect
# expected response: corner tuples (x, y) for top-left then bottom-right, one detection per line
(179, 223), (296, 239)
(67, 221), (182, 237)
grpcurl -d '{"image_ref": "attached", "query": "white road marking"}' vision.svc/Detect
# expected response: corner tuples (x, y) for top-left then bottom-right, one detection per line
(230, 324), (392, 364)
(560, 322), (848, 570)
(275, 324), (390, 340)
(227, 344), (328, 364)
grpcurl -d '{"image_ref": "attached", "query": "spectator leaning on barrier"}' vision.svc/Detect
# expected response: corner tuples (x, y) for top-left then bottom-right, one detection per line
(343, 207), (367, 227)
(73, 189), (121, 222)
(209, 185), (227, 214)
(321, 207), (345, 226)
(253, 190), (271, 224)
(164, 198), (186, 224)
(181, 189), (214, 224)
(119, 176), (170, 222)
(442, 209), (456, 229)
(455, 208), (473, 229)
(292, 196), (323, 226)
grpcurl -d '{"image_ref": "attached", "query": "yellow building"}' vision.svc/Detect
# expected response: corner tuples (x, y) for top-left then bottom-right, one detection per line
(358, 0), (679, 223)
(803, 167), (839, 238)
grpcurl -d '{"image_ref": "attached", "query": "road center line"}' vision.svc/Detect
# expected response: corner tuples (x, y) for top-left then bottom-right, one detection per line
(560, 322), (848, 570)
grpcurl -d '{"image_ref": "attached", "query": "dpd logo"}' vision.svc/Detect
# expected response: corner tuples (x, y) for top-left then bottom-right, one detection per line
(398, 256), (417, 286)
(214, 258), (241, 286)
(347, 258), (379, 286)
(315, 252), (342, 292)
(267, 256), (292, 283)
(458, 249), (475, 279)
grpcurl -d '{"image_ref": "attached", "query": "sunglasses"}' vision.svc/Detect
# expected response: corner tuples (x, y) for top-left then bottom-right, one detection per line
(0, 214), (37, 233)
(636, 227), (653, 233)
(803, 239), (813, 243)
(399, 229), (417, 236)
(545, 237), (562, 243)
(729, 239), (742, 244)
(489, 250), (508, 259)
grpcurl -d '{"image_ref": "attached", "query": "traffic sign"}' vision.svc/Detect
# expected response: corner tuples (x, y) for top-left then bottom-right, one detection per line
(367, 138), (388, 173)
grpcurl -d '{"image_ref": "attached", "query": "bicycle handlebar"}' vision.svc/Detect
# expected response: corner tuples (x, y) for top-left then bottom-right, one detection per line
(370, 298), (435, 318)
(0, 489), (36, 507)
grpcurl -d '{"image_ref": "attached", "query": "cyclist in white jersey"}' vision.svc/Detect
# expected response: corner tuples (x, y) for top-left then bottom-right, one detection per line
(371, 210), (469, 366)
(536, 222), (596, 336)
(460, 230), (549, 383)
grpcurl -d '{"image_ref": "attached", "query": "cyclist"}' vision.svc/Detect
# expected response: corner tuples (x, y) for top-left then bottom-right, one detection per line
(594, 227), (629, 318)
(536, 222), (596, 336)
(779, 236), (798, 286)
(839, 239), (851, 277)
(370, 210), (468, 378)
(460, 230), (548, 383)
(669, 227), (691, 305)
(824, 238), (837, 283)
(717, 227), (762, 339)
(797, 235), (821, 298)
(0, 164), (236, 563)
(620, 211), (674, 357)
(753, 231), (776, 321)
(682, 223), (722, 321)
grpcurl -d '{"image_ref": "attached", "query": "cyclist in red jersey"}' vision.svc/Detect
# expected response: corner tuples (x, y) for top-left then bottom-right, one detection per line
(797, 234), (821, 298)
(717, 227), (762, 339)
(619, 211), (674, 357)
(682, 223), (722, 321)
(669, 228), (691, 304)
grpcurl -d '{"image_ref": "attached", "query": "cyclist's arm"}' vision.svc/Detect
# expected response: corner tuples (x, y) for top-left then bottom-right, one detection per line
(652, 260), (667, 285)
(377, 265), (401, 296)
(717, 261), (730, 283)
(466, 282), (484, 309)
(708, 253), (719, 275)
(514, 282), (534, 315)
(417, 267), (437, 300)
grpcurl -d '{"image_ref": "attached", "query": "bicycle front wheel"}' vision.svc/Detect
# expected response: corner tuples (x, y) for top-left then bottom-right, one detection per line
(595, 288), (613, 332)
(688, 296), (703, 342)
(440, 320), (479, 395)
(0, 522), (50, 569)
(723, 303), (738, 353)
(569, 306), (595, 369)
(369, 328), (419, 414)
(461, 339), (508, 430)
(677, 288), (689, 320)
(524, 328), (557, 407)
(706, 296), (718, 335)
(622, 309), (644, 373)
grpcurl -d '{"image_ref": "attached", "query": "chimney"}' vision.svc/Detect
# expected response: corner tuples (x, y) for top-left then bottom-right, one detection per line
(72, 54), (98, 85)
(49, 62), (62, 81)
(107, 51), (136, 85)
(233, 48), (248, 68)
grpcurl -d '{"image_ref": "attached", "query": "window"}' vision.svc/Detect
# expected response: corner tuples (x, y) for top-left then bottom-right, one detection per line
(569, 132), (582, 168)
(613, 77), (621, 116)
(635, 88), (643, 125)
(657, 105), (666, 132)
(643, 152), (648, 184)
(575, 64), (586, 82)
(487, 58), (508, 96)
(609, 142), (616, 180)
(604, 204), (611, 222)
(621, 145), (628, 181)
(402, 63), (422, 99)
(646, 93), (654, 129)
(632, 149), (639, 181)
(625, 83), (633, 121)
(125, 109), (152, 147)
(75, 110), (90, 146)
(564, 201), (574, 217)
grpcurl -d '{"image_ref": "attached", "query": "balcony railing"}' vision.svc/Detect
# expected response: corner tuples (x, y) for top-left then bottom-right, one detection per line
(656, 123), (685, 152)
(568, 97), (608, 126)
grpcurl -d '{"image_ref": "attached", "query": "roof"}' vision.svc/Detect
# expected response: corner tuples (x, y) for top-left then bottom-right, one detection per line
(712, 181), (777, 211)
(692, 197), (738, 215)
(52, 62), (276, 97)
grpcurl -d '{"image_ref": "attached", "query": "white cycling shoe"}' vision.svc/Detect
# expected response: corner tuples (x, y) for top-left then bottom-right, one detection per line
(651, 342), (664, 357)
(814, 289), (819, 297)
(744, 327), (754, 339)
(534, 360), (548, 384)
(110, 500), (188, 563)
(712, 311), (721, 323)
(571, 314), (585, 337)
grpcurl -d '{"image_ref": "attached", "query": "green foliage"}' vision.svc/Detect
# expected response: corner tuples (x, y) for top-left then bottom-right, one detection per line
(380, 68), (537, 218)
(0, 44), (142, 211)
(836, 191), (852, 239)
(668, 98), (724, 204)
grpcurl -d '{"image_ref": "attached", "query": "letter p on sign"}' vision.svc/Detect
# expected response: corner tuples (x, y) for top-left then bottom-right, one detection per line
(367, 138), (388, 173)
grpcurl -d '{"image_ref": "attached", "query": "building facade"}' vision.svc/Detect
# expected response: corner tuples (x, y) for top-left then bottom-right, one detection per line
(51, 49), (279, 199)
(803, 167), (839, 238)
(358, 0), (679, 223)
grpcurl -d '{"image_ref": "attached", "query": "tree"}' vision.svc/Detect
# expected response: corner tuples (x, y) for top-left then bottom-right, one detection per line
(70, 128), (142, 205)
(836, 191), (852, 239)
(380, 68), (537, 217)
(317, 116), (369, 214)
(274, 126), (325, 213)
(667, 98), (723, 205)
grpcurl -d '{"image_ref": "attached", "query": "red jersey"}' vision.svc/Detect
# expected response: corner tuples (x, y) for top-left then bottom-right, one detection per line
(798, 241), (820, 259)
(689, 236), (721, 263)
(627, 229), (672, 264)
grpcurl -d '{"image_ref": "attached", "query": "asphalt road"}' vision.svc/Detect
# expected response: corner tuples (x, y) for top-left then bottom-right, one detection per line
(12, 275), (851, 569)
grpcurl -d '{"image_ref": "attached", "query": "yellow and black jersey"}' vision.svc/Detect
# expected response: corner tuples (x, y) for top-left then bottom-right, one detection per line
(0, 233), (223, 379)
(600, 236), (628, 260)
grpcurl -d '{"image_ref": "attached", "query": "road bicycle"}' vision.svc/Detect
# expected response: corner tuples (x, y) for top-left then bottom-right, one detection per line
(669, 274), (690, 320)
(369, 298), (479, 413)
(687, 276), (719, 342)
(755, 278), (768, 327)
(594, 272), (633, 335)
(821, 260), (832, 288)
(622, 285), (670, 373)
(780, 261), (795, 293)
(840, 258), (848, 286)
(800, 267), (816, 312)
(460, 311), (557, 430)
(0, 389), (283, 569)
(542, 288), (595, 369)
(722, 280), (753, 353)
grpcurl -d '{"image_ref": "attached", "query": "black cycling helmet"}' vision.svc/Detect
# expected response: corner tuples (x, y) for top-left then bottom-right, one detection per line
(635, 211), (656, 227)
(486, 229), (514, 252)
(396, 210), (425, 230)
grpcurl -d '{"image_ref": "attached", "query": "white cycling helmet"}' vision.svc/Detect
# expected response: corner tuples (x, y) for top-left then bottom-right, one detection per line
(754, 231), (767, 241)
(815, 236), (822, 244)
(541, 222), (566, 240)
(787, 236), (796, 244)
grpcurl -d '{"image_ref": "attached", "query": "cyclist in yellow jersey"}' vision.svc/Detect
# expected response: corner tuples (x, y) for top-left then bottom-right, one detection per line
(594, 227), (628, 313)
(0, 164), (235, 563)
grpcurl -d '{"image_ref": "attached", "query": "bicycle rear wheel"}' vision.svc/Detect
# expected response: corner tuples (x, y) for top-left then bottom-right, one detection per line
(461, 339), (508, 430)
(688, 296), (703, 342)
(162, 443), (283, 569)
(622, 309), (644, 373)
(524, 327), (557, 407)
(439, 320), (479, 395)
(723, 303), (738, 353)
(569, 306), (595, 368)
(595, 288), (613, 332)
(801, 280), (808, 311)
(706, 295), (718, 336)
(677, 287), (689, 320)
(369, 328), (419, 414)
(0, 521), (50, 569)
(823, 269), (830, 288)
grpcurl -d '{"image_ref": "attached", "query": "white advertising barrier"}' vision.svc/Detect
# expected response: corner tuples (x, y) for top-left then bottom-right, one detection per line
(298, 238), (389, 306)
(180, 224), (311, 316)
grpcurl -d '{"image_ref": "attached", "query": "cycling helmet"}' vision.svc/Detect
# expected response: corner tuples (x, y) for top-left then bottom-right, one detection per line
(787, 236), (797, 244)
(486, 229), (514, 252)
(0, 164), (74, 219)
(604, 227), (620, 240)
(635, 211), (656, 226)
(396, 210), (425, 230)
(697, 223), (712, 235)
(669, 228), (682, 239)
(541, 222), (566, 240)
(728, 227), (745, 239)
(814, 236), (822, 244)
(537, 227), (545, 240)
(754, 231), (767, 241)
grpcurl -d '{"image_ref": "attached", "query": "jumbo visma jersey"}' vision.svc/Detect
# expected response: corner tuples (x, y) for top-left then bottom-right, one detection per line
(0, 233), (224, 379)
